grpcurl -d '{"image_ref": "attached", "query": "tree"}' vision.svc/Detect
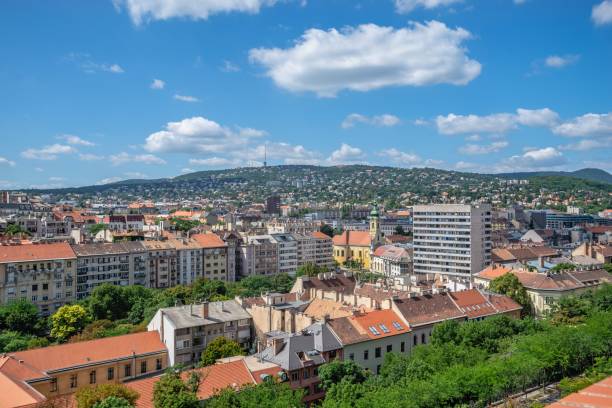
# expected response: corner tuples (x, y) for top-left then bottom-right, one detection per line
(153, 371), (199, 408)
(75, 384), (139, 408)
(5, 223), (29, 236)
(92, 396), (134, 408)
(200, 337), (245, 367)
(603, 263), (612, 274)
(549, 263), (577, 273)
(51, 304), (90, 342)
(205, 379), (304, 408)
(394, 225), (406, 236)
(88, 284), (131, 321)
(296, 263), (327, 278)
(0, 299), (40, 334)
(320, 224), (334, 238)
(318, 360), (367, 390)
(489, 273), (533, 316)
(88, 224), (108, 236)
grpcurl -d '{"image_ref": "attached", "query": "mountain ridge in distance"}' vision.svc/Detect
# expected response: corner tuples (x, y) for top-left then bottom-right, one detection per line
(494, 168), (611, 184)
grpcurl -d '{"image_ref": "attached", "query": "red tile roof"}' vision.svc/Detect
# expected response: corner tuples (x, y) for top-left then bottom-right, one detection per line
(0, 242), (76, 263)
(449, 289), (521, 319)
(332, 230), (371, 247)
(393, 293), (466, 327)
(351, 309), (409, 340)
(547, 375), (612, 408)
(311, 231), (331, 240)
(191, 233), (227, 248)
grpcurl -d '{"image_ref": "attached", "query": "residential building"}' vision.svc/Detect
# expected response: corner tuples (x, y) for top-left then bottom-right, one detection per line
(192, 233), (230, 281)
(270, 233), (298, 275)
(240, 292), (312, 337)
(143, 240), (178, 289)
(266, 195), (281, 215)
(545, 212), (593, 229)
(371, 245), (412, 276)
(148, 300), (252, 366)
(412, 204), (492, 279)
(331, 207), (383, 269)
(572, 242), (612, 264)
(328, 309), (412, 375)
(258, 322), (342, 404)
(311, 231), (334, 269)
(241, 235), (279, 276)
(0, 243), (76, 315)
(0, 332), (167, 406)
(167, 238), (203, 285)
(108, 214), (145, 232)
(71, 242), (149, 299)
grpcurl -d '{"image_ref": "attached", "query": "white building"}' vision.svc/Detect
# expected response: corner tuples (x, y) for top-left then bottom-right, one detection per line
(371, 245), (412, 277)
(270, 233), (298, 276)
(412, 204), (491, 279)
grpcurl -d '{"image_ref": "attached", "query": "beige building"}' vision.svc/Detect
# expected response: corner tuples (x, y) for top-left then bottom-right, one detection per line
(192, 233), (230, 281)
(167, 237), (204, 285)
(0, 242), (76, 316)
(0, 331), (167, 406)
(143, 240), (178, 288)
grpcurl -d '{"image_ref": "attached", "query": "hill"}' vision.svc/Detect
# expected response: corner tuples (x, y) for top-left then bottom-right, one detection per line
(496, 168), (612, 184)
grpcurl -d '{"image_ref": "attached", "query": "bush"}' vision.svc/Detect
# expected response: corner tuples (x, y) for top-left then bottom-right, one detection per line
(75, 384), (139, 408)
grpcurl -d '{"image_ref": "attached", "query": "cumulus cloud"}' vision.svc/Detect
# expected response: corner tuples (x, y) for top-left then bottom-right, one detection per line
(436, 108), (559, 134)
(249, 21), (481, 97)
(144, 116), (265, 154)
(21, 144), (76, 160)
(501, 147), (567, 170)
(174, 94), (199, 102)
(151, 79), (165, 89)
(221, 60), (240, 72)
(327, 143), (365, 164)
(114, 0), (279, 25)
(341, 113), (401, 129)
(592, 1), (612, 26)
(455, 161), (480, 170)
(58, 134), (95, 146)
(109, 152), (167, 166)
(95, 176), (124, 185)
(559, 137), (612, 151)
(379, 148), (422, 166)
(545, 54), (580, 68)
(65, 53), (125, 74)
(78, 153), (105, 161)
(458, 141), (509, 155)
(0, 157), (16, 167)
(394, 0), (461, 14)
(189, 157), (242, 167)
(552, 113), (612, 137)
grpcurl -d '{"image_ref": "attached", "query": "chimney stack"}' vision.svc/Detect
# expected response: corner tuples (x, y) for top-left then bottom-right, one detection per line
(272, 337), (284, 355)
(201, 302), (209, 318)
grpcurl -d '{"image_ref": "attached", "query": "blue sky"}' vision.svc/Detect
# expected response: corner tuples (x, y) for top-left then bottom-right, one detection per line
(1, 0), (611, 188)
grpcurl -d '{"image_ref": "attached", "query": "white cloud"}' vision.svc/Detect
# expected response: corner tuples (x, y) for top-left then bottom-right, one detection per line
(174, 94), (199, 102)
(108, 64), (124, 73)
(394, 0), (460, 14)
(49, 176), (65, 182)
(58, 134), (95, 146)
(559, 137), (612, 151)
(151, 79), (165, 89)
(379, 148), (422, 166)
(251, 143), (321, 165)
(249, 21), (481, 97)
(0, 157), (16, 167)
(144, 116), (265, 154)
(66, 54), (125, 74)
(327, 143), (365, 164)
(181, 168), (196, 174)
(221, 60), (240, 72)
(341, 113), (401, 129)
(96, 176), (123, 185)
(465, 134), (481, 141)
(458, 141), (509, 155)
(436, 107), (559, 134)
(124, 172), (148, 179)
(109, 152), (167, 166)
(413, 118), (429, 126)
(455, 161), (480, 170)
(553, 113), (612, 137)
(114, 0), (279, 24)
(79, 153), (105, 161)
(502, 147), (567, 170)
(189, 157), (241, 167)
(592, 1), (612, 26)
(21, 144), (76, 160)
(545, 54), (580, 68)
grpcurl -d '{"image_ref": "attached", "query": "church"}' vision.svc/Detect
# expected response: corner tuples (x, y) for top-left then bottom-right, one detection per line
(332, 205), (384, 269)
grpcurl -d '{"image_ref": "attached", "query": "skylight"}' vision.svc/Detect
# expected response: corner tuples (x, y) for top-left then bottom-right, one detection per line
(392, 321), (404, 330)
(379, 324), (390, 333)
(368, 326), (380, 336)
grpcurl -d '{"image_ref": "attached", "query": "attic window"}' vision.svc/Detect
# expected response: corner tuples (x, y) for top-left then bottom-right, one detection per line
(368, 326), (380, 336)
(392, 321), (404, 331)
(379, 324), (390, 334)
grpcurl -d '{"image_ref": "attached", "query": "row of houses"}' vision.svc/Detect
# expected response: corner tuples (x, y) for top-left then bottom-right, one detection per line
(0, 231), (333, 315)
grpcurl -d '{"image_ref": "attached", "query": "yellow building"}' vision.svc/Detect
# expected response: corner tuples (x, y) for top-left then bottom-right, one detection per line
(332, 206), (383, 269)
(0, 331), (168, 406)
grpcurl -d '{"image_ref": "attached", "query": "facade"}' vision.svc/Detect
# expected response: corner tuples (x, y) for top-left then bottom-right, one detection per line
(332, 231), (374, 268)
(266, 195), (281, 215)
(192, 233), (230, 281)
(71, 242), (149, 299)
(371, 245), (412, 276)
(143, 240), (178, 289)
(167, 238), (203, 285)
(270, 233), (299, 276)
(295, 231), (334, 270)
(241, 235), (279, 276)
(0, 332), (167, 406)
(0, 243), (76, 315)
(412, 204), (492, 279)
(148, 301), (252, 366)
(546, 212), (593, 229)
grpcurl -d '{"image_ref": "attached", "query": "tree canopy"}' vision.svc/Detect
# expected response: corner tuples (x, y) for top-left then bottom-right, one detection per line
(199, 337), (245, 367)
(76, 384), (139, 408)
(489, 273), (533, 316)
(51, 304), (89, 342)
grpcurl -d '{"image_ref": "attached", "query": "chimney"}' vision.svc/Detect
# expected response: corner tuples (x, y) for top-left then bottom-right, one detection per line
(539, 257), (545, 269)
(272, 337), (284, 355)
(201, 302), (209, 318)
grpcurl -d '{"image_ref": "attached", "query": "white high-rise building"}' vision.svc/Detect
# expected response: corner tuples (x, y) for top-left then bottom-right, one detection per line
(412, 204), (491, 279)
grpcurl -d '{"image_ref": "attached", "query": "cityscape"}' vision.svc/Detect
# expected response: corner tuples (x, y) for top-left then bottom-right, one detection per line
(1, 1), (611, 408)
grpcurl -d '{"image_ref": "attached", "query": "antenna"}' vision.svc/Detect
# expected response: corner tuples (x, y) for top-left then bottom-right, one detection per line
(263, 144), (267, 168)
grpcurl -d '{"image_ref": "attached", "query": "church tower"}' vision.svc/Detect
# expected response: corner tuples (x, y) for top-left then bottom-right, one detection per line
(369, 203), (382, 249)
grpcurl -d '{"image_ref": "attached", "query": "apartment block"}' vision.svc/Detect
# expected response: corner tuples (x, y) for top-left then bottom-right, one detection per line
(143, 240), (178, 289)
(412, 204), (491, 279)
(0, 243), (76, 315)
(71, 242), (149, 299)
(294, 232), (333, 270)
(167, 238), (203, 285)
(192, 233), (230, 281)
(241, 235), (279, 277)
(148, 301), (252, 366)
(270, 233), (298, 276)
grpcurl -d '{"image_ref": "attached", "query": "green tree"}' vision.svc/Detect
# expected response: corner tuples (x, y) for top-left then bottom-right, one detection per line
(296, 263), (326, 278)
(489, 273), (533, 316)
(318, 360), (367, 390)
(5, 223), (29, 236)
(320, 224), (334, 237)
(88, 284), (131, 321)
(0, 299), (40, 334)
(394, 225), (406, 235)
(549, 262), (577, 273)
(200, 337), (245, 367)
(153, 371), (199, 408)
(88, 224), (108, 236)
(603, 263), (612, 274)
(92, 396), (134, 408)
(51, 304), (90, 342)
(205, 379), (304, 408)
(75, 384), (139, 408)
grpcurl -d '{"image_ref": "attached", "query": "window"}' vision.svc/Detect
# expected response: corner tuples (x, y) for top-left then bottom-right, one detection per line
(141, 361), (147, 374)
(156, 358), (162, 370)
(303, 368), (310, 379)
(413, 336), (417, 346)
(125, 364), (132, 377)
(32, 284), (38, 291)
(392, 321), (403, 331)
(387, 344), (392, 353)
(291, 372), (299, 381)
(43, 283), (48, 290)
(70, 374), (77, 388)
(401, 342), (405, 353)
(368, 326), (380, 336)
(349, 353), (354, 361)
(90, 370), (96, 384)
(363, 350), (369, 360)
(50, 378), (58, 392)
(108, 367), (114, 380)
(375, 347), (381, 358)
(379, 324), (390, 334)
(376, 365), (381, 375)
(421, 333), (426, 344)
